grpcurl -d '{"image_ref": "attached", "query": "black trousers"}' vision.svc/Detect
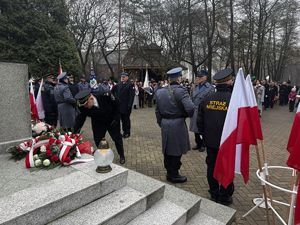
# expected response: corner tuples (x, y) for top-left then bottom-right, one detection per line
(289, 100), (295, 112)
(206, 147), (234, 200)
(139, 96), (144, 108)
(93, 122), (124, 158)
(194, 133), (204, 148)
(45, 112), (58, 127)
(164, 154), (182, 177)
(120, 113), (131, 135)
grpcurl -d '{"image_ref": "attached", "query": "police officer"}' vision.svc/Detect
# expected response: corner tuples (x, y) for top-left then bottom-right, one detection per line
(190, 70), (215, 152)
(42, 75), (58, 127)
(54, 72), (76, 131)
(197, 68), (234, 205)
(74, 89), (125, 164)
(112, 72), (135, 138)
(155, 67), (194, 183)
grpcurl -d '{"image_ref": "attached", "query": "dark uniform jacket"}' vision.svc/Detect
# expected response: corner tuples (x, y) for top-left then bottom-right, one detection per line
(197, 84), (232, 149)
(74, 92), (120, 133)
(42, 81), (57, 115)
(112, 81), (135, 114)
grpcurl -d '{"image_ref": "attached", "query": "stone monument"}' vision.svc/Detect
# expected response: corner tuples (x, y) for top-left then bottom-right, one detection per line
(0, 62), (31, 153)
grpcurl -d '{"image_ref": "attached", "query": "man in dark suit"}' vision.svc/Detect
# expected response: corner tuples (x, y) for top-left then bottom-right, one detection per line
(74, 89), (125, 164)
(112, 72), (135, 138)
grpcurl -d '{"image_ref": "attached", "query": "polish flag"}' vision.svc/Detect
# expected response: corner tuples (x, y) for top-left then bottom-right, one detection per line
(214, 68), (255, 188)
(245, 75), (263, 141)
(286, 103), (300, 225)
(29, 81), (38, 120)
(36, 78), (45, 120)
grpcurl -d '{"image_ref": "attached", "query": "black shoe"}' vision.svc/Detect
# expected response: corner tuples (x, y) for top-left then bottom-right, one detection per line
(123, 133), (130, 138)
(119, 157), (125, 164)
(210, 195), (218, 202)
(192, 145), (200, 150)
(219, 196), (233, 206)
(198, 147), (206, 152)
(166, 175), (187, 183)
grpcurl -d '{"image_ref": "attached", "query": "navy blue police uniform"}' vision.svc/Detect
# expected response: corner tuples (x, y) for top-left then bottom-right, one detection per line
(197, 68), (234, 205)
(74, 89), (125, 164)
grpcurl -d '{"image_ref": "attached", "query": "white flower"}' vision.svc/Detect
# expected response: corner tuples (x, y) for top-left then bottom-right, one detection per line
(59, 135), (65, 142)
(40, 145), (46, 153)
(34, 159), (42, 167)
(33, 154), (39, 160)
(43, 159), (51, 167)
(32, 122), (47, 134)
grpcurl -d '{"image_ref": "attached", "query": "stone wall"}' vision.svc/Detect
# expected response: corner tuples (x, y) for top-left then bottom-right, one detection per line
(0, 62), (31, 153)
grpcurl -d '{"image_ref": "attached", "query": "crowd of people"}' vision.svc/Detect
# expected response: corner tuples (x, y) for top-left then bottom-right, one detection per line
(31, 69), (299, 206)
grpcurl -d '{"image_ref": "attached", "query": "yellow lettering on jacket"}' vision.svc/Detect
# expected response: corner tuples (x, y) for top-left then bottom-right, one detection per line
(206, 101), (228, 111)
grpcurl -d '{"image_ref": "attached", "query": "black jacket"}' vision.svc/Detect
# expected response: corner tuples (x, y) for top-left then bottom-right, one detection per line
(74, 92), (120, 133)
(197, 84), (232, 149)
(42, 81), (57, 114)
(112, 81), (135, 114)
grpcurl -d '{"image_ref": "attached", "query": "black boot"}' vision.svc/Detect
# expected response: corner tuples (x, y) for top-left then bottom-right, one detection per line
(166, 173), (187, 183)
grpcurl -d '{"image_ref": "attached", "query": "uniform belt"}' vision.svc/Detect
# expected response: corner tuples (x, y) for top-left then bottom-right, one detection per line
(161, 115), (185, 119)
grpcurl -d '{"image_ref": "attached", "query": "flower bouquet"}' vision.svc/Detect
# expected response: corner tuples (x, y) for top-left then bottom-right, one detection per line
(7, 122), (94, 169)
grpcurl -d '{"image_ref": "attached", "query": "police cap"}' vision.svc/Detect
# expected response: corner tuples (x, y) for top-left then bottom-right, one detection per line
(120, 72), (129, 77)
(195, 70), (208, 77)
(75, 90), (91, 107)
(57, 72), (67, 80)
(213, 68), (233, 83)
(167, 67), (182, 78)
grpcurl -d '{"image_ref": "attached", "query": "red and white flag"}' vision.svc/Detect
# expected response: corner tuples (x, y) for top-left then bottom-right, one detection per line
(36, 78), (45, 120)
(245, 75), (263, 141)
(286, 103), (300, 225)
(29, 81), (38, 120)
(214, 68), (255, 188)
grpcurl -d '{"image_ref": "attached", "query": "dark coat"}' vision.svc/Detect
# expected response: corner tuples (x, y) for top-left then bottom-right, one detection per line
(112, 81), (135, 114)
(74, 92), (120, 133)
(68, 82), (79, 97)
(197, 84), (232, 149)
(155, 82), (194, 156)
(42, 81), (57, 114)
(189, 81), (215, 133)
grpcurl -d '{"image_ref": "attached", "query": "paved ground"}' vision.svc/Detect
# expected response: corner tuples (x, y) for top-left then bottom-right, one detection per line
(81, 103), (297, 225)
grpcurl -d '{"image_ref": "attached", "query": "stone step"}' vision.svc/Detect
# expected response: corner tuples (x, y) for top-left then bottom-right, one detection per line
(0, 163), (128, 225)
(199, 198), (236, 224)
(127, 170), (165, 209)
(164, 183), (201, 222)
(187, 212), (226, 225)
(48, 186), (147, 225)
(126, 199), (187, 225)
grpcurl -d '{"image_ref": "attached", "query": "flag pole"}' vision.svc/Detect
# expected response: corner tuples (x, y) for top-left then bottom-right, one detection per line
(288, 171), (299, 225)
(260, 140), (276, 224)
(255, 145), (272, 225)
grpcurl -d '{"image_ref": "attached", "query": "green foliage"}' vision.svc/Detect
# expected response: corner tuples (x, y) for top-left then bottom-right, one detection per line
(0, 0), (81, 77)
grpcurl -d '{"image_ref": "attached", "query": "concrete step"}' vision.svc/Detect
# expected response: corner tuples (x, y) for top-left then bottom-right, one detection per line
(187, 211), (225, 225)
(127, 170), (165, 209)
(199, 198), (236, 224)
(164, 183), (201, 222)
(48, 186), (147, 225)
(0, 163), (128, 225)
(126, 199), (187, 225)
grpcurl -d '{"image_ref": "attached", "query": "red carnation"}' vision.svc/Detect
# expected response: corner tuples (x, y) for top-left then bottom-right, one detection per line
(56, 140), (61, 145)
(64, 156), (71, 163)
(51, 154), (59, 162)
(48, 138), (56, 145)
(46, 150), (53, 157)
